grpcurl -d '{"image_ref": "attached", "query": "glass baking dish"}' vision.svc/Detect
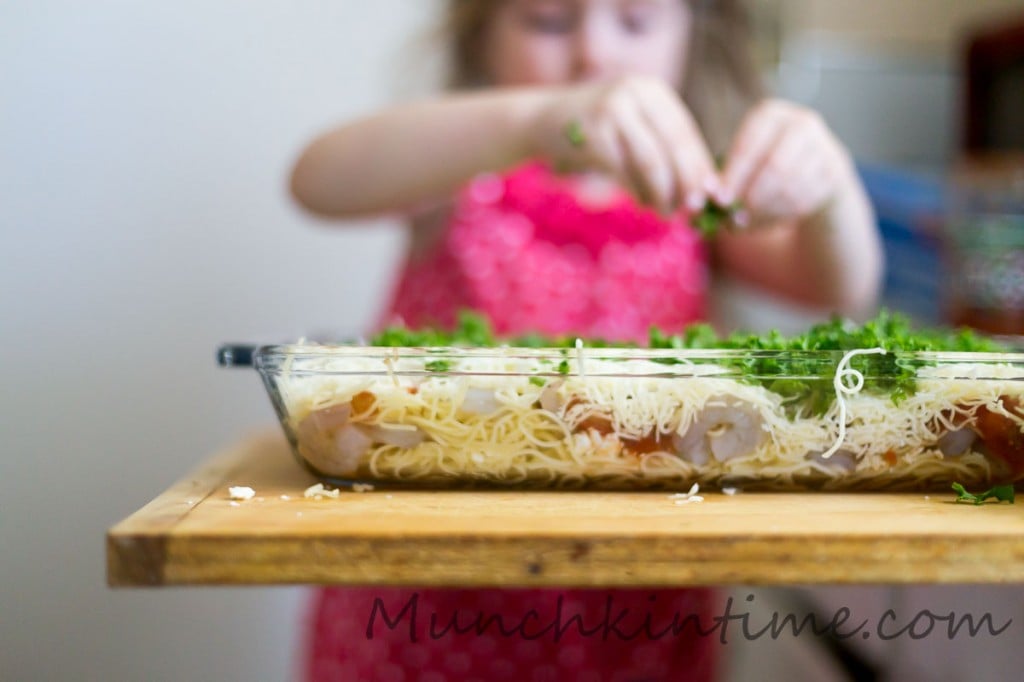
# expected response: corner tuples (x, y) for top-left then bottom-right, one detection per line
(218, 342), (1024, 491)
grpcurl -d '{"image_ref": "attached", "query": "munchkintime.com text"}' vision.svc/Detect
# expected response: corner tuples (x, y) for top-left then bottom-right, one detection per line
(365, 592), (1012, 645)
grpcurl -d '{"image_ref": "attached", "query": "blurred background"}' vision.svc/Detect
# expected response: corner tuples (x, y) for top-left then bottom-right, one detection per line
(2, 1), (1023, 680)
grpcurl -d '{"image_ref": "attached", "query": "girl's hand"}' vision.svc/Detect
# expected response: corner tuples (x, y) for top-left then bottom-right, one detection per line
(717, 100), (855, 227)
(529, 76), (717, 214)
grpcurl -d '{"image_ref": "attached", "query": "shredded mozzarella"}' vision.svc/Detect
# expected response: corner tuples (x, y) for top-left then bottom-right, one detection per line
(303, 483), (340, 499)
(228, 486), (255, 501)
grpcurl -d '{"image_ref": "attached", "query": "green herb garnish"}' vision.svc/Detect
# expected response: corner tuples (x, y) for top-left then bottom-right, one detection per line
(564, 119), (587, 148)
(372, 311), (498, 348)
(693, 199), (739, 239)
(368, 309), (1006, 417)
(424, 359), (452, 373)
(952, 482), (1016, 505)
(647, 310), (1007, 416)
(529, 376), (546, 387)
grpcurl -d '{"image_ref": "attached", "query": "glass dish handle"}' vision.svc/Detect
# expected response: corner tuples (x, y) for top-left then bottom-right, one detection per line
(217, 344), (257, 367)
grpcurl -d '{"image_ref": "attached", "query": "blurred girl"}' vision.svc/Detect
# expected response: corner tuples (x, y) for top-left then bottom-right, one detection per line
(291, 1), (883, 679)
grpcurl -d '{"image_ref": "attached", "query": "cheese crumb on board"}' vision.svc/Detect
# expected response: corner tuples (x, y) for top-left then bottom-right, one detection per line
(304, 483), (340, 499)
(352, 483), (375, 493)
(668, 483), (704, 505)
(228, 486), (255, 501)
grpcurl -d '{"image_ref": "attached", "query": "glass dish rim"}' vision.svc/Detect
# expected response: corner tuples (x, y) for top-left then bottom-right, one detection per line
(245, 344), (1024, 381)
(253, 343), (1024, 362)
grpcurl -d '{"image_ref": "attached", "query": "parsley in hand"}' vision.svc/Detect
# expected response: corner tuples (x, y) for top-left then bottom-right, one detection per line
(693, 199), (740, 239)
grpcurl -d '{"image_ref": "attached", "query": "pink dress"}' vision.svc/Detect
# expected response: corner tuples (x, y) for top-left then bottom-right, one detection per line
(384, 161), (708, 340)
(306, 162), (717, 681)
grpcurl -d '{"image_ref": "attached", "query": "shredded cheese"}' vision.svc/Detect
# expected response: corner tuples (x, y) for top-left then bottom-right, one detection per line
(819, 347), (886, 460)
(228, 486), (255, 501)
(303, 483), (340, 499)
(669, 483), (704, 504)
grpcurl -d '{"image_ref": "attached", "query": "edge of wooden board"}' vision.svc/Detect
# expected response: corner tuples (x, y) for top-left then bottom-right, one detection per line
(106, 431), (280, 586)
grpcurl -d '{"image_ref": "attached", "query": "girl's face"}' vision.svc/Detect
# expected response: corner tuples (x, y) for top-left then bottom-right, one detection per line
(485, 0), (692, 88)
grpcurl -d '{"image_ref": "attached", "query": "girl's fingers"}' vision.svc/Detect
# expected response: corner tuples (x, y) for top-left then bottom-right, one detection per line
(549, 78), (728, 213)
(586, 119), (625, 176)
(555, 109), (646, 201)
(588, 118), (650, 202)
(720, 102), (790, 205)
(789, 157), (834, 215)
(636, 84), (716, 212)
(613, 97), (676, 211)
(747, 117), (839, 220)
(745, 123), (810, 212)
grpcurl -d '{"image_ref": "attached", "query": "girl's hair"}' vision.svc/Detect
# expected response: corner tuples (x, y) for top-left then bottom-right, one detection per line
(441, 0), (764, 156)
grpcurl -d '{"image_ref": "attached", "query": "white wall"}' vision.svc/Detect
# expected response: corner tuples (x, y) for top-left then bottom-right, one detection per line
(787, 0), (1024, 54)
(767, 0), (1023, 168)
(1, 2), (434, 680)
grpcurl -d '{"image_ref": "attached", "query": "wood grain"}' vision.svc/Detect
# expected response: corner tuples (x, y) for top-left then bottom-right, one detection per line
(107, 430), (1024, 587)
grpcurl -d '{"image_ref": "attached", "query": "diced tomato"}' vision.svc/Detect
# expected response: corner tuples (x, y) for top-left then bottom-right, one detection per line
(971, 397), (1024, 481)
(577, 414), (614, 435)
(350, 391), (377, 417)
(565, 396), (614, 435)
(622, 430), (670, 456)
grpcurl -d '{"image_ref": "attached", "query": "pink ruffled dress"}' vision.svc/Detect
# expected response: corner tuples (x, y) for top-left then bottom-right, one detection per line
(384, 161), (708, 340)
(306, 162), (717, 681)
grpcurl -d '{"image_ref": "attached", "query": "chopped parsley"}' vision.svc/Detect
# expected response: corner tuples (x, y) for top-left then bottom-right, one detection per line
(368, 310), (1006, 414)
(952, 482), (1016, 505)
(647, 310), (1006, 416)
(424, 360), (452, 373)
(693, 199), (741, 239)
(372, 311), (499, 347)
(564, 119), (587, 148)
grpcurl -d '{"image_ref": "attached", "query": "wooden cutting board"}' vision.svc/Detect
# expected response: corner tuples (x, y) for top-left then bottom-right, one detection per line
(107, 430), (1024, 587)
